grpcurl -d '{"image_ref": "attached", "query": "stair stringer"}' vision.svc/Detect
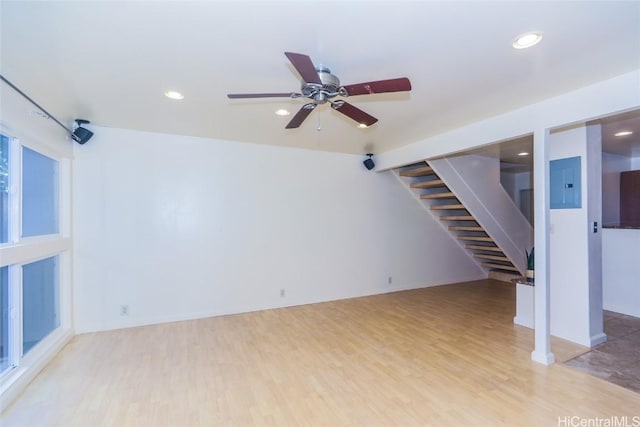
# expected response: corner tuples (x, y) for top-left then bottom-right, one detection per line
(392, 163), (488, 277)
(428, 155), (533, 275)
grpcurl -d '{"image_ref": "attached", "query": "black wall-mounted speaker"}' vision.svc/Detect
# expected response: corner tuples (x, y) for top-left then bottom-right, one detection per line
(363, 154), (375, 170)
(72, 126), (94, 144)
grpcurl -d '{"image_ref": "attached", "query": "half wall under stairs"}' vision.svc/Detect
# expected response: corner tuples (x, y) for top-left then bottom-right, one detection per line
(396, 162), (521, 279)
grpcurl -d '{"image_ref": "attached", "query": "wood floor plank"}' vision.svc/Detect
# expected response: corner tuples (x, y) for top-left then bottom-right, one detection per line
(1, 280), (638, 426)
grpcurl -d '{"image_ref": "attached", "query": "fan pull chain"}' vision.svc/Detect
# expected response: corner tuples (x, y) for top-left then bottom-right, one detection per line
(316, 108), (321, 131)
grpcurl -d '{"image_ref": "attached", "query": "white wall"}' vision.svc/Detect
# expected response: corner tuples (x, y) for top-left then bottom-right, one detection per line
(549, 125), (604, 347)
(602, 152), (631, 225)
(500, 170), (532, 207)
(73, 126), (485, 333)
(549, 127), (590, 344)
(500, 170), (532, 214)
(586, 124), (604, 342)
(603, 229), (640, 317)
(500, 172), (517, 204)
(601, 154), (639, 318)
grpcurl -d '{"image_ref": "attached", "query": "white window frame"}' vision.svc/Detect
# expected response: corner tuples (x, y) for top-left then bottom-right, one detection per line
(0, 128), (73, 406)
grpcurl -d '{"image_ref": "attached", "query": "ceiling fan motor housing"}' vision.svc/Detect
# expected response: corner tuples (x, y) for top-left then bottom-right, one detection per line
(301, 66), (341, 104)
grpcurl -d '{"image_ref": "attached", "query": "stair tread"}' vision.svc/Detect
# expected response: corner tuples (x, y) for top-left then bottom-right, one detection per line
(410, 179), (445, 189)
(397, 164), (515, 273)
(399, 165), (434, 177)
(457, 236), (493, 242)
(474, 253), (511, 262)
(488, 270), (522, 283)
(421, 192), (456, 199)
(466, 244), (504, 252)
(430, 204), (466, 210)
(481, 262), (520, 272)
(440, 215), (475, 221)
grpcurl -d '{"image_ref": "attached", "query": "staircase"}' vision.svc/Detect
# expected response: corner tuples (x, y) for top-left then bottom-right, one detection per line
(398, 162), (520, 278)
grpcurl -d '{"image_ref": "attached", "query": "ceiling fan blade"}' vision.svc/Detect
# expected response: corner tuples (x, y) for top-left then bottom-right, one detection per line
(227, 92), (300, 99)
(331, 101), (378, 127)
(341, 77), (412, 97)
(285, 103), (317, 129)
(284, 52), (321, 84)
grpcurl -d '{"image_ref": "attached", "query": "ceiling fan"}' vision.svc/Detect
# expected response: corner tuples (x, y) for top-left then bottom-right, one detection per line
(227, 52), (412, 129)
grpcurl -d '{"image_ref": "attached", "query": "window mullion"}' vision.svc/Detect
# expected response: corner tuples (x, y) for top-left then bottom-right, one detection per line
(9, 265), (22, 367)
(8, 137), (21, 244)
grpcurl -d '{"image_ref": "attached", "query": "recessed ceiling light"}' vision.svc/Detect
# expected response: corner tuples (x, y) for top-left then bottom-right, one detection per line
(614, 130), (633, 137)
(275, 109), (290, 116)
(517, 151), (530, 156)
(512, 32), (542, 49)
(357, 123), (368, 129)
(164, 91), (184, 100)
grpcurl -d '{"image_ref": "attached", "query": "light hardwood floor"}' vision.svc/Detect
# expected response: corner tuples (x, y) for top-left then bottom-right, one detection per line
(2, 280), (639, 426)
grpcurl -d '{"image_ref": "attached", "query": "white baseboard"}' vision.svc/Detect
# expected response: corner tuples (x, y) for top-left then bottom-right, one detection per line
(513, 315), (533, 329)
(589, 332), (607, 348)
(531, 350), (555, 365)
(77, 277), (488, 334)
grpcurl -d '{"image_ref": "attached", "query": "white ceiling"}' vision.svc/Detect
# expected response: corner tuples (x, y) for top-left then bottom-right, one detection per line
(1, 1), (639, 155)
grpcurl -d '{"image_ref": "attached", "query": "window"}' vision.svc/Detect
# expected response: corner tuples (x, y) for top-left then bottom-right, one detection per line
(22, 256), (59, 354)
(22, 147), (59, 237)
(0, 132), (70, 378)
(0, 266), (9, 373)
(1, 135), (9, 243)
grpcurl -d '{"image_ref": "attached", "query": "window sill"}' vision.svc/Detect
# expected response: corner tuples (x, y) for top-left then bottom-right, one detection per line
(0, 327), (74, 413)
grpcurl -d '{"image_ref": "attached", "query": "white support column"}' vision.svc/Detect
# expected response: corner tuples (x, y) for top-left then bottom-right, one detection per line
(531, 128), (555, 365)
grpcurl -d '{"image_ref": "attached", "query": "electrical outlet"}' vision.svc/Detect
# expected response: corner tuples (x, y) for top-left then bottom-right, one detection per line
(120, 305), (129, 316)
(388, 276), (393, 285)
(280, 289), (286, 297)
